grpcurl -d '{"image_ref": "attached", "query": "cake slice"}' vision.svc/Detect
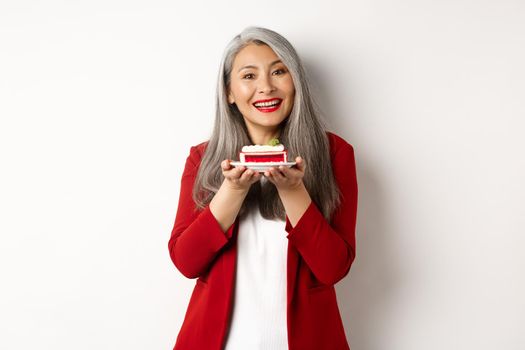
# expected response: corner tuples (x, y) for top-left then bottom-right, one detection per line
(239, 144), (288, 163)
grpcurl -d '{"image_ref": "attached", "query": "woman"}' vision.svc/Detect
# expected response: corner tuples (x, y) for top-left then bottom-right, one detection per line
(168, 26), (358, 350)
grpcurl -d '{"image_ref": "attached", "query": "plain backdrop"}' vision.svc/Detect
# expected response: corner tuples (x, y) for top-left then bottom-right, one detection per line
(1, 1), (524, 349)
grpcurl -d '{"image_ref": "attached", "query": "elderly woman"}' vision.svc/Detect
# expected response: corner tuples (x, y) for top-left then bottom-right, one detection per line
(168, 26), (358, 350)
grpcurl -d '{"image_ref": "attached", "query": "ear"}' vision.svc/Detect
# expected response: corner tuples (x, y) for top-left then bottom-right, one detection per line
(226, 86), (235, 104)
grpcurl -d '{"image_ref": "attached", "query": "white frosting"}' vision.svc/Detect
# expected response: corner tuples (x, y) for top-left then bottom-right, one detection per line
(241, 144), (284, 152)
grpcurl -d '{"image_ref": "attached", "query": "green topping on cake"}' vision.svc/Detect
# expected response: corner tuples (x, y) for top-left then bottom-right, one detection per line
(268, 138), (280, 146)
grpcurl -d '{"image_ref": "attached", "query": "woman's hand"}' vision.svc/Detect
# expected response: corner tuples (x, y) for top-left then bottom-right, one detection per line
(264, 156), (306, 192)
(221, 159), (262, 192)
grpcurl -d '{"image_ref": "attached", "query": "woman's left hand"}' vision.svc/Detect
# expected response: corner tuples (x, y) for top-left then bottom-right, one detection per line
(264, 156), (306, 192)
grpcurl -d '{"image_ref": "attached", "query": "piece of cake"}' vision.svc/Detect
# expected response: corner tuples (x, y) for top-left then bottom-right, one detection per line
(239, 143), (288, 163)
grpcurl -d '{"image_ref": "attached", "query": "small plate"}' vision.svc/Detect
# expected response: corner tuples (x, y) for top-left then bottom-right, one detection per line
(230, 161), (297, 173)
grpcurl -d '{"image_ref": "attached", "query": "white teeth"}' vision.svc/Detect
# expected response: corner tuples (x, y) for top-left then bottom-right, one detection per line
(254, 100), (281, 107)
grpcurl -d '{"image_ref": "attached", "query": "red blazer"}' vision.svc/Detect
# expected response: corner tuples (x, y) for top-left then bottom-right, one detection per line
(168, 131), (358, 350)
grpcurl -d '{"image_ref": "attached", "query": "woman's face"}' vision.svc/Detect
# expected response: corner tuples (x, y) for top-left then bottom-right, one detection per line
(227, 43), (295, 141)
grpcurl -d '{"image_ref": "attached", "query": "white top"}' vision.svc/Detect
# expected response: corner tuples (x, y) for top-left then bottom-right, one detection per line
(224, 178), (289, 350)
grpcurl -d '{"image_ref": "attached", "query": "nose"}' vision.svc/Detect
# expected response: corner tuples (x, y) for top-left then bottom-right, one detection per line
(258, 74), (276, 94)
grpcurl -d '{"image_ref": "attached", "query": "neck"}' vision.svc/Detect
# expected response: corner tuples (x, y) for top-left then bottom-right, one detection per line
(247, 127), (280, 145)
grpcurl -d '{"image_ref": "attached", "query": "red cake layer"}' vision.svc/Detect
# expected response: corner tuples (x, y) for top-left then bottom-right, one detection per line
(239, 150), (287, 163)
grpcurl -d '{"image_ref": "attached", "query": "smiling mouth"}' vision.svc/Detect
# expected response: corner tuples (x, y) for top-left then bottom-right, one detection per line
(253, 99), (283, 112)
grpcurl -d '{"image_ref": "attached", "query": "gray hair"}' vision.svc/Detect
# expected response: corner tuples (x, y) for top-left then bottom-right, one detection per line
(192, 26), (340, 221)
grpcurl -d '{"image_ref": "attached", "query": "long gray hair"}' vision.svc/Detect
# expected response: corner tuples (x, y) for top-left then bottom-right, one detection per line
(192, 26), (340, 222)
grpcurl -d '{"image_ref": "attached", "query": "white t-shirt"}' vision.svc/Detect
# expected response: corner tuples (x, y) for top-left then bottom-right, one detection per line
(224, 179), (289, 350)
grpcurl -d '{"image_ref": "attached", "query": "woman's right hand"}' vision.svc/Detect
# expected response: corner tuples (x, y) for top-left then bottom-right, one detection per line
(221, 159), (262, 192)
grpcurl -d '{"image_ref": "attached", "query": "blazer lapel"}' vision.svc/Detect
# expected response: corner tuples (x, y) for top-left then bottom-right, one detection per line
(285, 215), (299, 305)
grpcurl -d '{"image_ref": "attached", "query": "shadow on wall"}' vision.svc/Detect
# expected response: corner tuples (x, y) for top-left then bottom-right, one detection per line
(336, 163), (402, 350)
(304, 58), (405, 350)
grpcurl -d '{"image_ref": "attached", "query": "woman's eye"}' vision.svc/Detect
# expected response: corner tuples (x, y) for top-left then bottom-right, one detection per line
(242, 69), (286, 79)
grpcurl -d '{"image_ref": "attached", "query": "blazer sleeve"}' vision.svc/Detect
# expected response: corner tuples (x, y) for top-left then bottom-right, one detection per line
(285, 141), (358, 286)
(168, 145), (236, 279)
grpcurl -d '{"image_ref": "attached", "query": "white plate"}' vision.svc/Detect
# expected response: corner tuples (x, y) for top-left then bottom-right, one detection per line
(229, 161), (297, 172)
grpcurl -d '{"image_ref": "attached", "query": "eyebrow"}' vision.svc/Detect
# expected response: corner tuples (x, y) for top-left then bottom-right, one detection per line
(237, 59), (283, 72)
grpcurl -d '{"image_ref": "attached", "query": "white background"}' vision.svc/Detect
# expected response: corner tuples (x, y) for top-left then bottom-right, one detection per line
(1, 1), (524, 349)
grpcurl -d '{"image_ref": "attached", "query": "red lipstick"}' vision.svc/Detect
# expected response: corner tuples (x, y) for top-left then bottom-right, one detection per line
(253, 98), (283, 113)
